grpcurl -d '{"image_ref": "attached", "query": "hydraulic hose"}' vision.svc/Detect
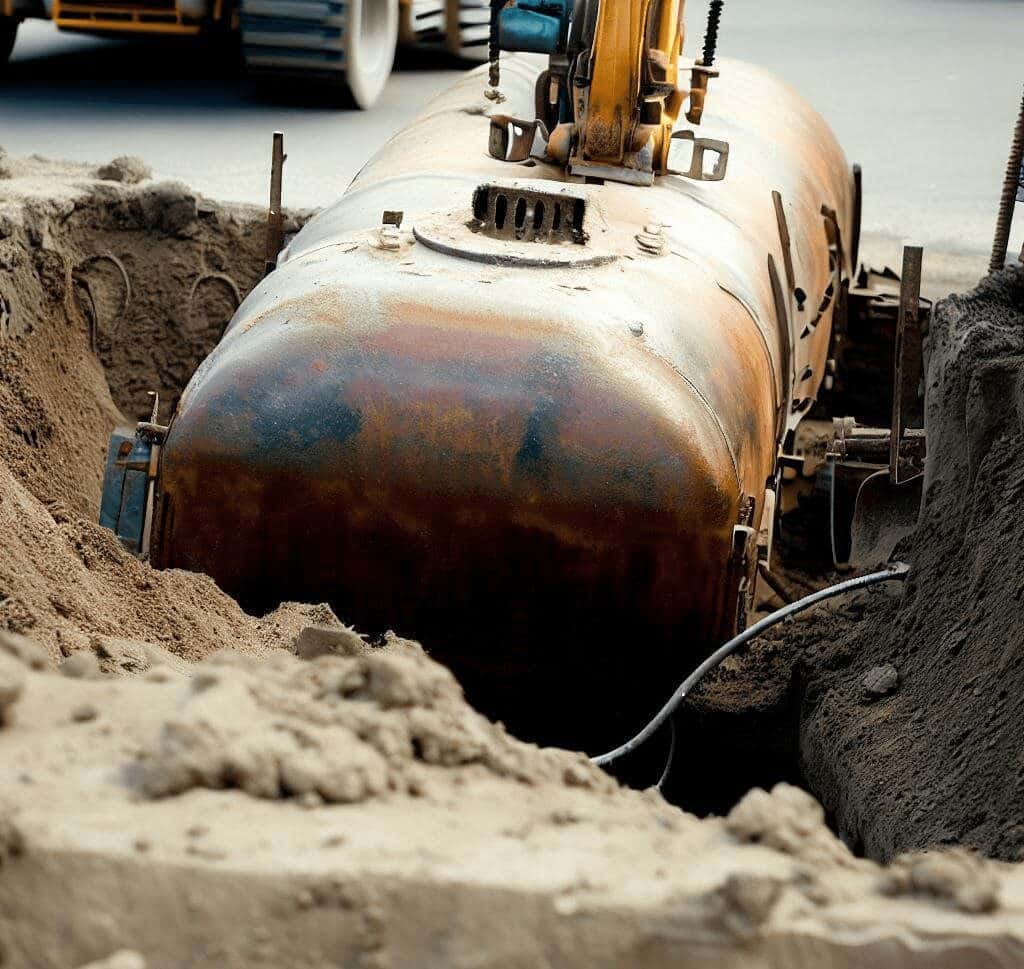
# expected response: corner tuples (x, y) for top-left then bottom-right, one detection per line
(591, 562), (911, 768)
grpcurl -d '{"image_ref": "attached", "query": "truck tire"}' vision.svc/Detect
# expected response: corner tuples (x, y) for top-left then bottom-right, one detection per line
(241, 0), (399, 109)
(0, 17), (18, 69)
(446, 0), (488, 61)
(405, 1), (488, 61)
(403, 0), (444, 45)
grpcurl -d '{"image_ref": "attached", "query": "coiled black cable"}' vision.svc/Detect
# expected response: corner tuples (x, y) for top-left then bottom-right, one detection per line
(592, 562), (911, 769)
(702, 0), (724, 66)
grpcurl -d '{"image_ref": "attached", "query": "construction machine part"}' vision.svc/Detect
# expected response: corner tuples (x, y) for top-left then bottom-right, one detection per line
(5, 0), (465, 99)
(49, 0), (207, 35)
(488, 0), (686, 186)
(100, 426), (153, 555)
(846, 470), (922, 570)
(100, 411), (167, 557)
(825, 265), (930, 429)
(240, 0), (399, 109)
(827, 421), (926, 566)
(828, 247), (928, 569)
(402, 0), (444, 44)
(446, 0), (489, 60)
(144, 55), (854, 751)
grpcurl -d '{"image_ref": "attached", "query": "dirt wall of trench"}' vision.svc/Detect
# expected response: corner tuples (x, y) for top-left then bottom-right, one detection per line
(0, 153), (329, 665)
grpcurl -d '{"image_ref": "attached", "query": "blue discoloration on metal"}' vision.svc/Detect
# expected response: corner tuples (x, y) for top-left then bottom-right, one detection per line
(515, 396), (559, 476)
(99, 426), (152, 555)
(181, 353), (365, 474)
(498, 0), (571, 55)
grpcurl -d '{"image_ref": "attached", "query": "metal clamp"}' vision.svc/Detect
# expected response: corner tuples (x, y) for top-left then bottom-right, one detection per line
(667, 130), (729, 182)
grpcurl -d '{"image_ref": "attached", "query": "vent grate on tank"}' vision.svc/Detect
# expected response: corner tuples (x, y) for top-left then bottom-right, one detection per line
(470, 185), (587, 244)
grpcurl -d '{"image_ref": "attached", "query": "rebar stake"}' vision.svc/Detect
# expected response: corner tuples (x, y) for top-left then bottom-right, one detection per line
(265, 131), (286, 278)
(989, 85), (1024, 274)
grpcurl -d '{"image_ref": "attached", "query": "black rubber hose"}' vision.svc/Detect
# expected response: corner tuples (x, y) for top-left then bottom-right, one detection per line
(656, 718), (677, 792)
(591, 562), (911, 768)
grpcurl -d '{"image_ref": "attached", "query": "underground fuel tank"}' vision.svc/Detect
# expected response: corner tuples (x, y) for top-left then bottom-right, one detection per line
(149, 55), (853, 750)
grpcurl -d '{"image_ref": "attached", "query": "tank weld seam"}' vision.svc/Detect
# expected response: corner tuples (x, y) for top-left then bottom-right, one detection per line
(291, 241), (360, 263)
(716, 281), (781, 415)
(307, 172), (477, 228)
(666, 245), (781, 419)
(639, 344), (742, 492)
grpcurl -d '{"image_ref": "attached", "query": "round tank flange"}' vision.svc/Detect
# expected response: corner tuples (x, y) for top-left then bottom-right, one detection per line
(413, 214), (618, 269)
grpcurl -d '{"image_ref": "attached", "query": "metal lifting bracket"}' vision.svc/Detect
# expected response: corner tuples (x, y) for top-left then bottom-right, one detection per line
(488, 115), (550, 163)
(667, 131), (730, 182)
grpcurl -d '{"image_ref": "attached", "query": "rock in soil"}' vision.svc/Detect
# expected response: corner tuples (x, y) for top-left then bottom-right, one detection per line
(862, 664), (899, 698)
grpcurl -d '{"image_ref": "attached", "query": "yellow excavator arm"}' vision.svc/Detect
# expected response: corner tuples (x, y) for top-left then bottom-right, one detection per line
(488, 0), (725, 187)
(576, 0), (686, 178)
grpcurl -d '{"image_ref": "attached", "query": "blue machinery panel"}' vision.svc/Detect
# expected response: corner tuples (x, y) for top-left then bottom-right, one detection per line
(498, 0), (572, 55)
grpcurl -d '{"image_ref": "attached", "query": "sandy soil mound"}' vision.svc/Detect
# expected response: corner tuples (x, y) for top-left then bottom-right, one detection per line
(138, 640), (612, 803)
(681, 267), (1024, 862)
(796, 265), (1024, 862)
(0, 154), (329, 664)
(2, 640), (1022, 968)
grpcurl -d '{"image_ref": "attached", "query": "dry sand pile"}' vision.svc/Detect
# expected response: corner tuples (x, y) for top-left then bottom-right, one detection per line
(0, 153), (331, 666)
(3, 632), (1024, 968)
(2, 154), (1024, 967)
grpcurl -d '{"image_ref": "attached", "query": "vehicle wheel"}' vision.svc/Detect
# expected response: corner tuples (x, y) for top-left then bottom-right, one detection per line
(344, 0), (399, 109)
(401, 0), (444, 46)
(446, 0), (489, 61)
(240, 0), (398, 110)
(405, 1), (489, 61)
(0, 17), (18, 69)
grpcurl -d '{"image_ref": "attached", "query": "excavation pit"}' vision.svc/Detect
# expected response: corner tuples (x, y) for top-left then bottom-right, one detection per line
(2, 155), (1024, 967)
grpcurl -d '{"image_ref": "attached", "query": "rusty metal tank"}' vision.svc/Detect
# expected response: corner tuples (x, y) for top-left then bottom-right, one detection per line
(151, 55), (853, 750)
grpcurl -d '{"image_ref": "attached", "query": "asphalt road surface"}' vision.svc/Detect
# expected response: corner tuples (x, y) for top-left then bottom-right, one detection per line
(3, 0), (1022, 291)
